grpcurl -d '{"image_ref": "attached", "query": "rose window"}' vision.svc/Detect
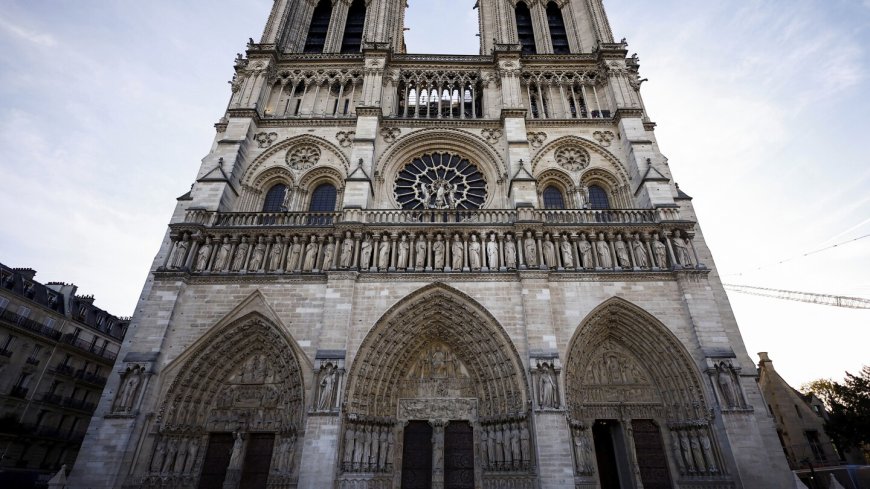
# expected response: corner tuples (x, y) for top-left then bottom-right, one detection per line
(555, 146), (590, 172)
(286, 144), (321, 170)
(394, 152), (487, 210)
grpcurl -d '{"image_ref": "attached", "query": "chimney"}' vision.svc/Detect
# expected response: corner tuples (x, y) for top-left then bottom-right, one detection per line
(14, 268), (36, 281)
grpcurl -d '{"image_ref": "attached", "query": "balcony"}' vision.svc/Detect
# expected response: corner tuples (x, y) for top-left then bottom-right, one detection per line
(74, 368), (107, 387)
(9, 386), (29, 398)
(51, 363), (75, 377)
(62, 397), (96, 413)
(40, 392), (63, 405)
(0, 309), (62, 341)
(60, 334), (118, 363)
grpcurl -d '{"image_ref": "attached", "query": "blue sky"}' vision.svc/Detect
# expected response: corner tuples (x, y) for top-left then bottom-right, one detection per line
(0, 0), (867, 387)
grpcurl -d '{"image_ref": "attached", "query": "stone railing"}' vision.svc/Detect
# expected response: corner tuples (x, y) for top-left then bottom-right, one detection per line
(164, 208), (702, 276)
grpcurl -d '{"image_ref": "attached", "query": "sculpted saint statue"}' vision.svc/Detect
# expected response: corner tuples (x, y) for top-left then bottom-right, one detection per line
(510, 423), (522, 466)
(542, 234), (556, 269)
(614, 234), (631, 268)
(504, 235), (517, 269)
(195, 238), (212, 271)
(339, 232), (354, 268)
(468, 235), (481, 269)
(321, 236), (335, 270)
(231, 237), (249, 271)
(228, 432), (245, 469)
(451, 235), (464, 269)
(414, 235), (427, 268)
(214, 237), (232, 271)
(248, 236), (266, 271)
(343, 428), (355, 466)
(150, 439), (166, 473)
(573, 428), (592, 473)
(184, 438), (199, 473)
(116, 368), (141, 411)
(596, 233), (613, 268)
(486, 234), (499, 269)
(288, 236), (303, 271)
(360, 235), (373, 269)
(397, 235), (409, 269)
(432, 235), (445, 269)
(673, 230), (693, 266)
(317, 365), (337, 410)
(302, 236), (318, 271)
(652, 232), (667, 268)
(632, 235), (648, 268)
(539, 365), (557, 408)
(560, 235), (574, 268)
(378, 237), (391, 269)
(171, 235), (189, 269)
(524, 231), (538, 267)
(578, 234), (593, 268)
(268, 237), (283, 271)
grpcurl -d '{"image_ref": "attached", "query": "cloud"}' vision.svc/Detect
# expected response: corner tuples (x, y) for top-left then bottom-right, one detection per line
(0, 15), (56, 47)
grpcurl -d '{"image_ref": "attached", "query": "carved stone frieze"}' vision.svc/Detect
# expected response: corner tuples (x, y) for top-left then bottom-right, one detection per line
(397, 398), (478, 421)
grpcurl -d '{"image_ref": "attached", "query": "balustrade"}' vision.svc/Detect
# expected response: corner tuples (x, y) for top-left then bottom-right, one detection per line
(522, 70), (610, 120)
(394, 69), (484, 119)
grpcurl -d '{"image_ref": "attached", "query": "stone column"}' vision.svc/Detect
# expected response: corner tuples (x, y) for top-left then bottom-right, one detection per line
(431, 420), (446, 489)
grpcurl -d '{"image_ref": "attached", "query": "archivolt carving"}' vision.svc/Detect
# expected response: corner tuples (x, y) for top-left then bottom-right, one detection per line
(298, 165), (346, 191)
(530, 136), (630, 185)
(250, 166), (296, 191)
(241, 134), (350, 187)
(565, 297), (709, 421)
(344, 283), (527, 418)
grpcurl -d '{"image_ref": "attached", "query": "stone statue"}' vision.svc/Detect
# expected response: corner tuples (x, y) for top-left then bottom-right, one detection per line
(510, 423), (522, 467)
(673, 230), (693, 266)
(360, 235), (373, 269)
(302, 236), (318, 271)
(632, 234), (648, 268)
(700, 431), (718, 473)
(377, 427), (389, 469)
(213, 236), (232, 271)
(248, 236), (266, 271)
(671, 431), (686, 474)
(578, 233), (593, 268)
(494, 426), (505, 465)
(361, 425), (372, 469)
(378, 237), (391, 269)
(560, 235), (574, 268)
(317, 364), (337, 411)
(268, 236), (284, 271)
(451, 234), (464, 269)
(228, 432), (245, 469)
(480, 429), (490, 468)
(339, 231), (354, 268)
(717, 364), (740, 408)
(542, 234), (556, 269)
(680, 431), (695, 473)
(231, 237), (249, 271)
(116, 368), (142, 412)
(171, 235), (189, 269)
(414, 235), (427, 268)
(343, 427), (355, 466)
(486, 427), (496, 467)
(194, 238), (212, 271)
(573, 428), (592, 473)
(321, 236), (335, 270)
(504, 234), (517, 269)
(520, 423), (531, 464)
(468, 235), (481, 269)
(288, 236), (303, 271)
(184, 437), (199, 473)
(486, 234), (499, 269)
(150, 439), (166, 473)
(690, 432), (706, 473)
(652, 232), (667, 268)
(614, 233), (631, 268)
(385, 430), (394, 469)
(539, 364), (557, 408)
(524, 231), (538, 267)
(352, 427), (364, 467)
(174, 438), (188, 474)
(432, 235), (445, 269)
(163, 438), (178, 473)
(397, 235), (409, 269)
(596, 233), (612, 268)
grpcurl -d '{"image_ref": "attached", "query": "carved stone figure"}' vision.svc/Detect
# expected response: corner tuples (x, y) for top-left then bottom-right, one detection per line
(468, 235), (481, 269)
(248, 236), (266, 271)
(414, 235), (427, 268)
(451, 234), (464, 269)
(377, 426), (389, 469)
(231, 237), (249, 271)
(184, 438), (199, 473)
(321, 236), (335, 270)
(302, 236), (318, 271)
(432, 235), (445, 268)
(680, 431), (694, 473)
(652, 232), (667, 268)
(174, 438), (188, 473)
(596, 233), (613, 268)
(228, 432), (245, 469)
(171, 234), (189, 269)
(524, 231), (538, 267)
(150, 439), (166, 473)
(486, 427), (496, 467)
(504, 234), (517, 269)
(213, 236), (232, 271)
(480, 429), (490, 468)
(194, 238), (212, 271)
(377, 237), (391, 269)
(317, 364), (337, 411)
(717, 363), (741, 408)
(671, 431), (686, 474)
(510, 423), (522, 466)
(343, 427), (355, 466)
(352, 427), (364, 466)
(360, 235), (373, 269)
(700, 431), (718, 473)
(163, 438), (178, 473)
(520, 423), (531, 464)
(542, 234), (557, 268)
(494, 426), (505, 465)
(560, 235), (574, 268)
(572, 427), (592, 473)
(116, 367), (142, 412)
(539, 364), (557, 408)
(690, 432), (706, 473)
(268, 236), (283, 271)
(632, 234), (648, 268)
(397, 235), (409, 269)
(673, 230), (693, 266)
(288, 236), (303, 271)
(486, 234), (499, 269)
(339, 231), (354, 268)
(578, 233), (593, 268)
(614, 233), (631, 268)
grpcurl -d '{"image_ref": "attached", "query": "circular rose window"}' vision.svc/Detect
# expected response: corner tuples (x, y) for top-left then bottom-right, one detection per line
(394, 152), (487, 210)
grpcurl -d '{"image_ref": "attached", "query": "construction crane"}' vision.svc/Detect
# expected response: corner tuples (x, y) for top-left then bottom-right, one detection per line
(722, 283), (870, 310)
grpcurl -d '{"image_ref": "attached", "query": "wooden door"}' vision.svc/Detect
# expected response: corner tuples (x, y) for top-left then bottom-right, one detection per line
(592, 421), (622, 489)
(631, 420), (673, 489)
(198, 433), (233, 489)
(444, 422), (474, 489)
(239, 433), (275, 489)
(401, 421), (433, 489)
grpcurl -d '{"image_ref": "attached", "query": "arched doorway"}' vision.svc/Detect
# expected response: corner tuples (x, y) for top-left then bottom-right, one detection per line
(141, 314), (306, 489)
(339, 284), (534, 489)
(564, 298), (731, 488)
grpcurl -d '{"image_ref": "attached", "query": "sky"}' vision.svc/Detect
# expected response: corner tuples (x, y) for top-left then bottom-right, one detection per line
(0, 0), (867, 388)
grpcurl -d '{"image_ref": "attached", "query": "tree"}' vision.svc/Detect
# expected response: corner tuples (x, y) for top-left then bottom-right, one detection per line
(825, 366), (870, 449)
(800, 378), (837, 410)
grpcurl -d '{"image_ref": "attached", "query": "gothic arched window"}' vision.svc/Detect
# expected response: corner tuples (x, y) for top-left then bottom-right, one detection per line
(588, 185), (611, 209)
(515, 2), (536, 54)
(341, 0), (366, 53)
(308, 183), (338, 212)
(543, 186), (566, 209)
(262, 184), (289, 212)
(546, 2), (570, 54)
(303, 0), (332, 53)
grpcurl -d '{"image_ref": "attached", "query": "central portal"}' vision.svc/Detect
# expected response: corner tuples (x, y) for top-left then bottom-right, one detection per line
(401, 421), (433, 489)
(444, 422), (474, 489)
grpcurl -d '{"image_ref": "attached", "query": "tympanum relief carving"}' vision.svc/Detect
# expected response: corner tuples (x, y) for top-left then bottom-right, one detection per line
(581, 341), (659, 404)
(400, 342), (473, 399)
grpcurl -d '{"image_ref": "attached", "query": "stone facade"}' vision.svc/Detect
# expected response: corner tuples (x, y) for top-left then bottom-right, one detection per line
(68, 0), (793, 488)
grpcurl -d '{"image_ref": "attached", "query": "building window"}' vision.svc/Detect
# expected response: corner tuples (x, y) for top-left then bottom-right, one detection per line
(303, 0), (332, 53)
(308, 184), (337, 212)
(588, 185), (611, 209)
(543, 186), (566, 209)
(262, 184), (289, 212)
(341, 0), (366, 53)
(806, 431), (824, 461)
(0, 296), (8, 311)
(546, 2), (569, 54)
(515, 2), (536, 54)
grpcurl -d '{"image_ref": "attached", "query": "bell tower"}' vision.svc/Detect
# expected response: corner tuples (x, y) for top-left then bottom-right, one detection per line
(68, 1), (794, 488)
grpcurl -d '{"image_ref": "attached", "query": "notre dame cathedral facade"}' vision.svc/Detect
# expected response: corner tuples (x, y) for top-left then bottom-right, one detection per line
(69, 1), (792, 488)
